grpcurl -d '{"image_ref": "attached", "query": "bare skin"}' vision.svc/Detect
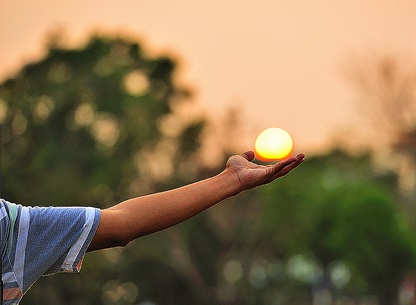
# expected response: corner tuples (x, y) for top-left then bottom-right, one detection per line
(88, 151), (305, 251)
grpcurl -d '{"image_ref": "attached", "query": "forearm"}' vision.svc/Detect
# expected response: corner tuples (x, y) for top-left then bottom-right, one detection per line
(89, 169), (241, 250)
(87, 151), (304, 252)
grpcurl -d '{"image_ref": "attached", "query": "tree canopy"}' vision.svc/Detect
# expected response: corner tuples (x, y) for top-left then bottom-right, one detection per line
(1, 35), (416, 305)
(0, 35), (204, 208)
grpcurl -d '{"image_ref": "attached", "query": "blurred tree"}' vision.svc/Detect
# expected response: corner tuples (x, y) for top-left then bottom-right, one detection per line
(258, 150), (416, 305)
(0, 33), (207, 305)
(97, 150), (415, 305)
(2, 34), (416, 305)
(0, 34), (205, 206)
(347, 55), (416, 195)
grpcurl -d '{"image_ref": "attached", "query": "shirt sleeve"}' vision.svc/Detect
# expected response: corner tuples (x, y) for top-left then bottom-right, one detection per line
(1, 199), (101, 295)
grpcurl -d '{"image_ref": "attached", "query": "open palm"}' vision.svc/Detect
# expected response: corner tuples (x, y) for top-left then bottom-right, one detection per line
(226, 151), (305, 191)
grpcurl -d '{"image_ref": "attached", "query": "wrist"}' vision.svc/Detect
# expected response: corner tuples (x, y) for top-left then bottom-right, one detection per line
(218, 167), (244, 197)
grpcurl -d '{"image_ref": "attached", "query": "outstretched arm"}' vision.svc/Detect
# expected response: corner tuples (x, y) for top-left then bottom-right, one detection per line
(88, 151), (304, 251)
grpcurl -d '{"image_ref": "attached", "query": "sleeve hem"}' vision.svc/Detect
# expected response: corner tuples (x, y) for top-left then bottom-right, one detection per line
(45, 208), (101, 275)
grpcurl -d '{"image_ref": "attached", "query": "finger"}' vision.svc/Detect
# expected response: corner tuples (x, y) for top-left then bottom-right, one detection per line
(241, 151), (255, 161)
(277, 153), (305, 169)
(264, 160), (297, 183)
(267, 157), (304, 182)
(295, 153), (306, 162)
(272, 156), (298, 171)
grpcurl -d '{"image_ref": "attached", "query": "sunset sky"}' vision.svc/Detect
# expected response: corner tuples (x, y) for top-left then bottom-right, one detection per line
(1, 0), (416, 154)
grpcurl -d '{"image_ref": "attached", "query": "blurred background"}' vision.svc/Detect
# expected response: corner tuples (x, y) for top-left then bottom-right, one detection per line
(1, 1), (416, 304)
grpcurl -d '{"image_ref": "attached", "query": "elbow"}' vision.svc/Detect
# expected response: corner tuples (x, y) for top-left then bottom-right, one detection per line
(107, 236), (131, 248)
(93, 209), (136, 250)
(115, 236), (133, 248)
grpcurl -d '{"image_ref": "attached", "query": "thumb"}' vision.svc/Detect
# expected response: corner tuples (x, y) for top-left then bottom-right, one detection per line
(241, 151), (255, 161)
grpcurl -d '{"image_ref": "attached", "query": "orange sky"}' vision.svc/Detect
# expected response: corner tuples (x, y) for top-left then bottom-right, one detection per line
(1, 0), (416, 154)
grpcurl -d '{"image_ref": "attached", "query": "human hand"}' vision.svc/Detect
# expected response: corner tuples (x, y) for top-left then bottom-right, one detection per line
(225, 151), (305, 191)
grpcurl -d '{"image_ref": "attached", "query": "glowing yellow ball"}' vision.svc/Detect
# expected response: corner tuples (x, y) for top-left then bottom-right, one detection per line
(254, 127), (294, 161)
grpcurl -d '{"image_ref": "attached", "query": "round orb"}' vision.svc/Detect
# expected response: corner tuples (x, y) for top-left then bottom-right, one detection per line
(254, 127), (293, 161)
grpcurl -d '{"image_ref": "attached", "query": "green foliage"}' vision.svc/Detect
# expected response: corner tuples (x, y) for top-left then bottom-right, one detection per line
(259, 150), (416, 304)
(2, 34), (416, 305)
(0, 35), (198, 208)
(0, 34), (208, 305)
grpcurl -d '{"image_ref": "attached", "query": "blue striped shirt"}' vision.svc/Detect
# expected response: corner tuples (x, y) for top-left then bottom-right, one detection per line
(0, 199), (101, 305)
